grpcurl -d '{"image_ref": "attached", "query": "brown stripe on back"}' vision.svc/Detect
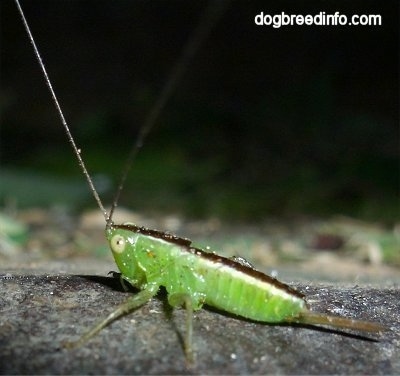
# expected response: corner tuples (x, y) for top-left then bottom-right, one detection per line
(113, 223), (305, 299)
(115, 223), (192, 246)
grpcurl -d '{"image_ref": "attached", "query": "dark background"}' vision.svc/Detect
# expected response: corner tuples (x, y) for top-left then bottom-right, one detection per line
(1, 0), (398, 222)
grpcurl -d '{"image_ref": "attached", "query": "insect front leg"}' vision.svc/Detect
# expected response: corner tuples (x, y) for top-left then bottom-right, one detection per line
(107, 271), (131, 292)
(168, 293), (195, 365)
(63, 283), (159, 349)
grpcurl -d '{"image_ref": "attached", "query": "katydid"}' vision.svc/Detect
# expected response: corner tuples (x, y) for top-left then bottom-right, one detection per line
(15, 0), (385, 365)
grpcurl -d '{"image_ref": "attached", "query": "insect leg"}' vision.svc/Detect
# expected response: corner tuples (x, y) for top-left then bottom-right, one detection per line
(63, 284), (159, 349)
(107, 271), (131, 292)
(168, 293), (195, 365)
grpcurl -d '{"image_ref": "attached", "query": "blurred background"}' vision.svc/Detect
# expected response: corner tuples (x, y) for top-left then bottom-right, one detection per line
(0, 0), (399, 275)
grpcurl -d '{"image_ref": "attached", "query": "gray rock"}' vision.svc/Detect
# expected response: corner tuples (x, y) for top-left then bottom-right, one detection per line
(0, 273), (398, 374)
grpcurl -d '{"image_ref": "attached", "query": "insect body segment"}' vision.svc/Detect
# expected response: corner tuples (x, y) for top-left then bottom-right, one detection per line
(108, 223), (307, 323)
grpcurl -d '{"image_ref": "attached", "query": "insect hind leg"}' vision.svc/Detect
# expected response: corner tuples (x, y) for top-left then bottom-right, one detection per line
(63, 284), (159, 349)
(168, 293), (195, 365)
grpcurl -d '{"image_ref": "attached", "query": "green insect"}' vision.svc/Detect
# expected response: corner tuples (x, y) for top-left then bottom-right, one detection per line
(15, 0), (385, 365)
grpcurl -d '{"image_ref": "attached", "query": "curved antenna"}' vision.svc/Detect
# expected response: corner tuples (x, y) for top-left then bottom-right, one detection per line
(14, 0), (108, 221)
(107, 0), (230, 227)
(15, 0), (229, 227)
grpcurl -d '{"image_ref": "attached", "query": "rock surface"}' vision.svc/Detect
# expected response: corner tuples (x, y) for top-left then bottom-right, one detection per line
(0, 270), (398, 374)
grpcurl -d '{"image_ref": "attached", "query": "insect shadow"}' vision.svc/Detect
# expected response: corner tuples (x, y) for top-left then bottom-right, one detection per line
(75, 274), (129, 293)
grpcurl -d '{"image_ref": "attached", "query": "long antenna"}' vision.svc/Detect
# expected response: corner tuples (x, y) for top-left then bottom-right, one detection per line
(15, 0), (229, 227)
(107, 1), (229, 224)
(14, 0), (108, 221)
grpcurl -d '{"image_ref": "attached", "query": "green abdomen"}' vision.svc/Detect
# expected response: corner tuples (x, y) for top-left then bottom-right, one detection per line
(196, 256), (306, 323)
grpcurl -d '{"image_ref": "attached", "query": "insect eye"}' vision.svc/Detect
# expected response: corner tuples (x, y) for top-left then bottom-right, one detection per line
(111, 235), (126, 254)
